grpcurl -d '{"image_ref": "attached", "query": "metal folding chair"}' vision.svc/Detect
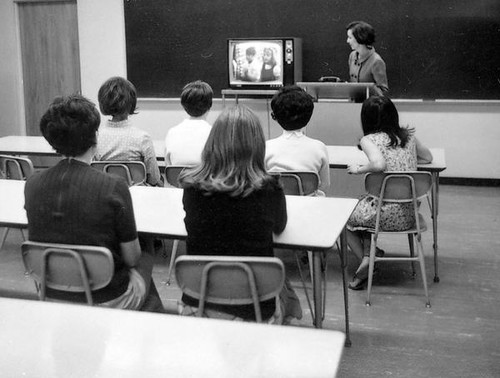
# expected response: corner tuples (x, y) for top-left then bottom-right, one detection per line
(22, 241), (114, 306)
(175, 255), (285, 323)
(274, 170), (330, 323)
(91, 160), (147, 186)
(364, 171), (432, 307)
(0, 155), (34, 250)
(163, 165), (191, 285)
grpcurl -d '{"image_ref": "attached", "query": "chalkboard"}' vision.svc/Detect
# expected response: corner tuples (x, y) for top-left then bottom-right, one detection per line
(124, 0), (500, 99)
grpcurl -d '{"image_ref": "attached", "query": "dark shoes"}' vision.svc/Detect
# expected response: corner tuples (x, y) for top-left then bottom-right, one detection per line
(375, 247), (385, 257)
(348, 274), (368, 290)
(348, 266), (379, 290)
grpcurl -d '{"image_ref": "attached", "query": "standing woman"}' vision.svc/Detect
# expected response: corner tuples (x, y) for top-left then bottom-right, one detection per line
(178, 105), (302, 323)
(346, 21), (389, 96)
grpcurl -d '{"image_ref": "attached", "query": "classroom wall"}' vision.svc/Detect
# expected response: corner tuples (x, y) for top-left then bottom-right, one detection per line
(1, 0), (499, 179)
(0, 1), (23, 136)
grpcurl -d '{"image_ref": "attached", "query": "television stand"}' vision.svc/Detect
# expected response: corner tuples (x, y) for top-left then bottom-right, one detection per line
(221, 89), (278, 106)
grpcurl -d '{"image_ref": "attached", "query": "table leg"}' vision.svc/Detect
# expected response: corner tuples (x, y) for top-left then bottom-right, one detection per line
(339, 228), (351, 347)
(313, 252), (323, 329)
(431, 172), (440, 283)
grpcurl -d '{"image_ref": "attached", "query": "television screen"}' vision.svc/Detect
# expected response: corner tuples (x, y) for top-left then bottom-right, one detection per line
(229, 39), (284, 87)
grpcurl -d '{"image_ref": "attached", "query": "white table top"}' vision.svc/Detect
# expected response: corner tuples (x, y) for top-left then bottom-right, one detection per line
(1, 136), (446, 172)
(0, 135), (56, 156)
(130, 186), (358, 251)
(0, 179), (27, 226)
(0, 180), (358, 252)
(0, 297), (345, 378)
(327, 145), (446, 172)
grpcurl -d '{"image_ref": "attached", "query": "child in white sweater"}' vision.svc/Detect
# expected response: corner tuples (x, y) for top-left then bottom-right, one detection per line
(164, 80), (213, 166)
(265, 85), (330, 195)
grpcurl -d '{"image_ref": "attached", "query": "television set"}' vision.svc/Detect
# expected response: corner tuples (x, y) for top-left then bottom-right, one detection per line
(228, 37), (302, 90)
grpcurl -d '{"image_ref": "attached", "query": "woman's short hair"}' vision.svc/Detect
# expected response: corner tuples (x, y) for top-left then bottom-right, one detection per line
(39, 94), (100, 157)
(346, 21), (376, 46)
(271, 85), (314, 131)
(361, 95), (413, 147)
(179, 105), (274, 197)
(98, 76), (137, 116)
(181, 80), (213, 117)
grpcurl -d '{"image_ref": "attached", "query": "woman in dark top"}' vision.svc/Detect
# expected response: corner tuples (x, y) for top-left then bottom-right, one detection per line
(24, 95), (162, 310)
(179, 105), (301, 323)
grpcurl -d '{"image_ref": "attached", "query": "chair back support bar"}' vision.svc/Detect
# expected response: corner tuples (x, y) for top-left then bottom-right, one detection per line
(91, 161), (146, 186)
(275, 171), (320, 196)
(175, 255), (285, 322)
(22, 241), (114, 305)
(365, 171), (432, 202)
(0, 155), (34, 180)
(165, 165), (190, 188)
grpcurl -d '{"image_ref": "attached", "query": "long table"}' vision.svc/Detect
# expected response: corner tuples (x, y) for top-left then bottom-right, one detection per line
(0, 179), (357, 344)
(0, 297), (345, 377)
(327, 145), (446, 283)
(0, 135), (446, 281)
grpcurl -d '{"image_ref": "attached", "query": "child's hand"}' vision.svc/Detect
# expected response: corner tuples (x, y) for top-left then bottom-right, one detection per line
(347, 164), (361, 174)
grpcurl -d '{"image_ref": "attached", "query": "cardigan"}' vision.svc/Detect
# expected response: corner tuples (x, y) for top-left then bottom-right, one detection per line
(348, 47), (389, 96)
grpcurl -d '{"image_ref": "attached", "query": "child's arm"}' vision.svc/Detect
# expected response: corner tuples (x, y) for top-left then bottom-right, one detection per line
(318, 144), (331, 191)
(347, 136), (386, 174)
(272, 184), (288, 234)
(142, 134), (163, 186)
(415, 137), (433, 164)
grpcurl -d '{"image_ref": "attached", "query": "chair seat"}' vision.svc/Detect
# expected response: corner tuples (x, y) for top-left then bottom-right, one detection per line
(366, 213), (427, 234)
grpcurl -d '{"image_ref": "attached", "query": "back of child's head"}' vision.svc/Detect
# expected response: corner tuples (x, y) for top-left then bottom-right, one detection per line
(361, 95), (412, 147)
(271, 85), (314, 131)
(181, 80), (213, 117)
(40, 94), (100, 157)
(98, 76), (137, 116)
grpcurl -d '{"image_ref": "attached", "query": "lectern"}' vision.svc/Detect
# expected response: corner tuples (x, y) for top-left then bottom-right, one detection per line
(297, 82), (376, 101)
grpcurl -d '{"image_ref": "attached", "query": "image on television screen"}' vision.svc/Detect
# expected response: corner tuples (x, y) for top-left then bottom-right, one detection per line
(229, 40), (283, 86)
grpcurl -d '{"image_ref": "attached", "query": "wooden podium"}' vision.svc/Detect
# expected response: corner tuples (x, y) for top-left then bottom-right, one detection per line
(297, 82), (376, 101)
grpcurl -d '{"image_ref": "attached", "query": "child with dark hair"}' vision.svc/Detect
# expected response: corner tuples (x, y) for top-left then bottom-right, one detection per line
(95, 76), (162, 186)
(346, 95), (432, 290)
(25, 94), (163, 311)
(265, 85), (330, 195)
(164, 80), (213, 166)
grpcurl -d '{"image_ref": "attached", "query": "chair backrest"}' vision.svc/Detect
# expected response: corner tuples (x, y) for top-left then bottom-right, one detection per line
(91, 161), (146, 186)
(21, 241), (114, 305)
(175, 255), (285, 322)
(365, 171), (433, 203)
(0, 155), (34, 180)
(165, 165), (190, 188)
(276, 171), (320, 196)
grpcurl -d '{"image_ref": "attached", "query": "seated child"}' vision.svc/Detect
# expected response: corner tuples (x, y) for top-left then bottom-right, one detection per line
(265, 85), (330, 195)
(164, 80), (213, 166)
(25, 94), (163, 311)
(95, 76), (162, 186)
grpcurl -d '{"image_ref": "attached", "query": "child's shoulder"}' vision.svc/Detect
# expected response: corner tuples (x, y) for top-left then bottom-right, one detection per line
(304, 135), (327, 147)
